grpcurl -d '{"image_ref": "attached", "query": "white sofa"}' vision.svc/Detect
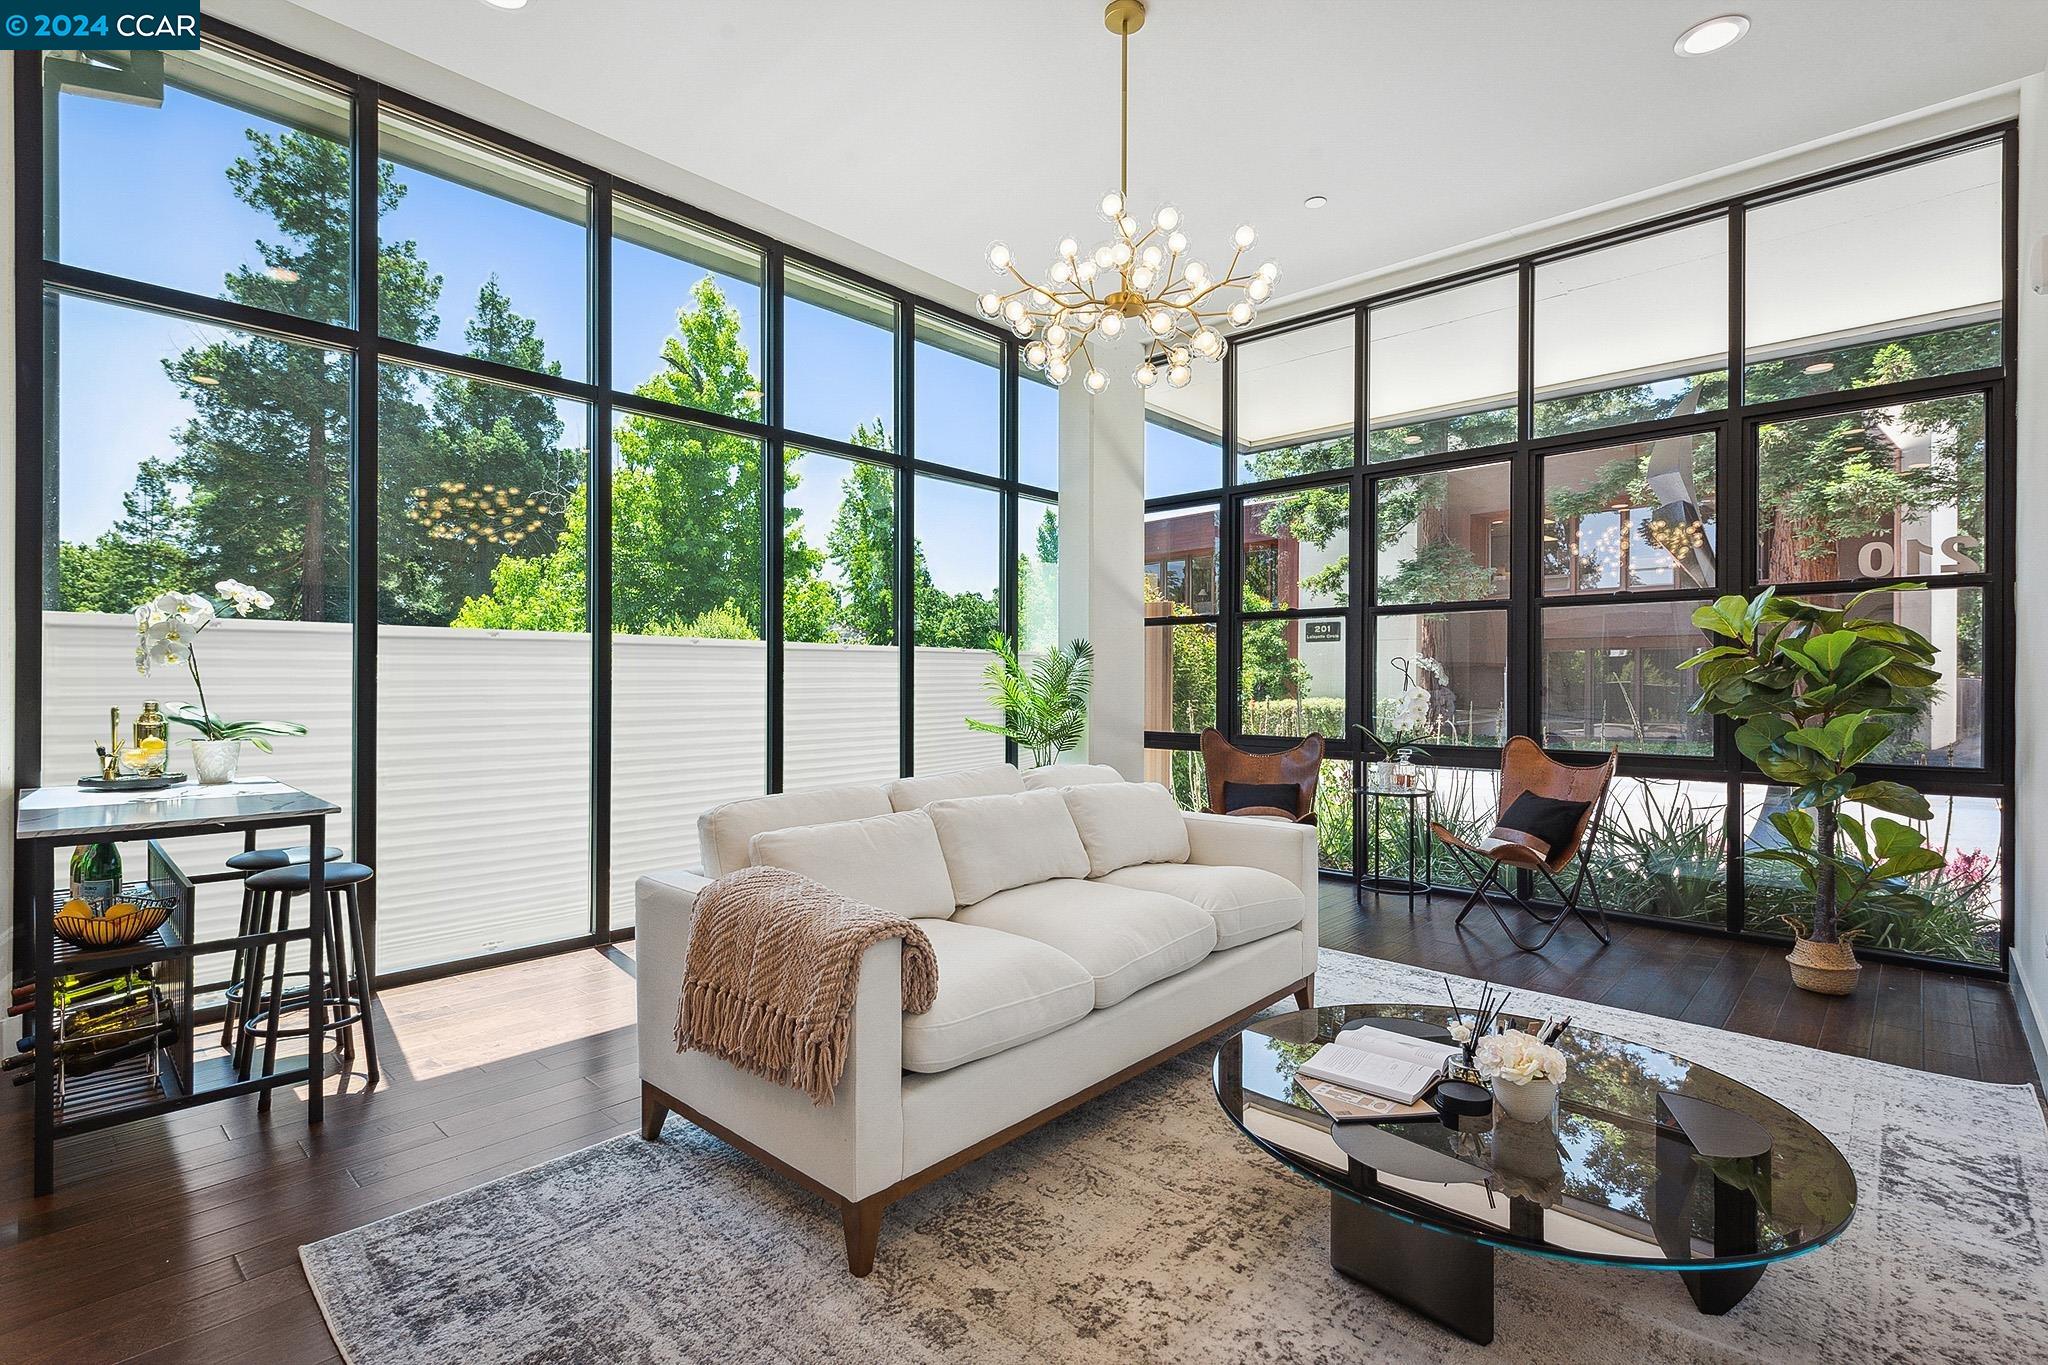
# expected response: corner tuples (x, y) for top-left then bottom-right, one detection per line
(635, 761), (1319, 1274)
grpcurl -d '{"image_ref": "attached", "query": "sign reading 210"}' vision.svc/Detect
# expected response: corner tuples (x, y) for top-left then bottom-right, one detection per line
(2, 4), (200, 48)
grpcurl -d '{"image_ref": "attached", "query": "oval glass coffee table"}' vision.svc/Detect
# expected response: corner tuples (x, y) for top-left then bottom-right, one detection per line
(1213, 1003), (1857, 1345)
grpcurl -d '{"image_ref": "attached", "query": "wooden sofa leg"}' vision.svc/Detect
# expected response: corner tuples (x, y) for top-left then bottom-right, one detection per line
(1293, 979), (1315, 1010)
(840, 1195), (887, 1277)
(640, 1082), (670, 1141)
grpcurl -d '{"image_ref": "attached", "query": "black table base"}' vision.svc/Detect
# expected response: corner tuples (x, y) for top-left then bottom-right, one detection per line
(1330, 1188), (1771, 1342)
(1330, 1194), (1494, 1344)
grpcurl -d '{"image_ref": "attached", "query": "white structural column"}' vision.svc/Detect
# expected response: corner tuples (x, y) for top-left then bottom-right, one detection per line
(2011, 64), (2048, 1060)
(1057, 372), (1148, 777)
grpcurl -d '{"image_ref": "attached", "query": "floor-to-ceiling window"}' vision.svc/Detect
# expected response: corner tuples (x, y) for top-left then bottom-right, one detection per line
(17, 26), (1044, 983)
(1144, 129), (2015, 973)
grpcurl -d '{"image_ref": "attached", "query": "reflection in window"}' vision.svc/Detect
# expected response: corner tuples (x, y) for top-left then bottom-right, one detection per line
(380, 108), (590, 379)
(1144, 621), (1217, 736)
(1757, 397), (1984, 584)
(1146, 366), (1223, 497)
(1744, 786), (2000, 964)
(1374, 611), (1507, 745)
(785, 263), (895, 450)
(1794, 588), (1983, 767)
(783, 450), (898, 787)
(914, 476), (1004, 772)
(1540, 601), (1710, 755)
(1543, 433), (1717, 594)
(1533, 218), (1728, 438)
(47, 45), (354, 326)
(609, 412), (767, 924)
(1241, 623), (1345, 739)
(1242, 484), (1349, 612)
(1577, 778), (1727, 924)
(1145, 505), (1219, 618)
(1375, 463), (1511, 606)
(1018, 370), (1059, 490)
(1018, 496), (1060, 655)
(1235, 318), (1355, 482)
(1745, 143), (2001, 401)
(611, 199), (762, 413)
(378, 365), (592, 971)
(914, 315), (1001, 476)
(1368, 274), (1517, 459)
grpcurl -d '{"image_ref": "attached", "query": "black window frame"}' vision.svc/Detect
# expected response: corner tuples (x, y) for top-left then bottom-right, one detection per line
(10, 20), (1052, 989)
(1144, 123), (2018, 978)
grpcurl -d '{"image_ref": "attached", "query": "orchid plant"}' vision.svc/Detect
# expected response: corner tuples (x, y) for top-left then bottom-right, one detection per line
(133, 580), (308, 750)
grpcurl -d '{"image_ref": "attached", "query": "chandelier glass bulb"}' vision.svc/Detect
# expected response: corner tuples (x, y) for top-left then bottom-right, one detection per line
(976, 0), (1277, 398)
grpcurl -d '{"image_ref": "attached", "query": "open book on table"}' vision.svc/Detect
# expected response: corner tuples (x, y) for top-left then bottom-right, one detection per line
(1295, 1026), (1459, 1105)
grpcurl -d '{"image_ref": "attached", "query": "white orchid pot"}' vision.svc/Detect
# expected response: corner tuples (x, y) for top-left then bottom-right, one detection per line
(189, 738), (242, 785)
(1491, 1076), (1560, 1125)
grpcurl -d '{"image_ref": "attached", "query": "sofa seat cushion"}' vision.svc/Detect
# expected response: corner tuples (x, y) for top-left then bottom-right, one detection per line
(900, 920), (1096, 1074)
(1095, 862), (1303, 951)
(954, 879), (1218, 1008)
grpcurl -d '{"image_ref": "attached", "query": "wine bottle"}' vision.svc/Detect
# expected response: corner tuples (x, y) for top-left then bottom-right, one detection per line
(68, 842), (122, 907)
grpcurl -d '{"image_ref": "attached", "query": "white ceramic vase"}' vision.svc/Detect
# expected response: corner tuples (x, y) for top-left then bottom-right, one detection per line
(1491, 1076), (1559, 1125)
(189, 738), (242, 785)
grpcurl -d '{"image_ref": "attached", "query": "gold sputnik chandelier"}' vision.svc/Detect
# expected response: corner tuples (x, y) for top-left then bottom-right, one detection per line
(976, 0), (1278, 393)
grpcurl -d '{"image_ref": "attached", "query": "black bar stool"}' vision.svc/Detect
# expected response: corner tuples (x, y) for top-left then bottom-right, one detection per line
(235, 860), (378, 1089)
(220, 845), (343, 1053)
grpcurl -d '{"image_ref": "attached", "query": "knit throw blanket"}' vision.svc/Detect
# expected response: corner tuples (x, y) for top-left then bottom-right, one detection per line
(674, 865), (938, 1106)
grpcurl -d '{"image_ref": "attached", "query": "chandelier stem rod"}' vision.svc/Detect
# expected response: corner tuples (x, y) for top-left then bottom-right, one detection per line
(1120, 21), (1128, 199)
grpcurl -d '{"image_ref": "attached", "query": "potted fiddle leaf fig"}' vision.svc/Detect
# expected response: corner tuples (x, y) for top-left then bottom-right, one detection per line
(1681, 586), (1946, 994)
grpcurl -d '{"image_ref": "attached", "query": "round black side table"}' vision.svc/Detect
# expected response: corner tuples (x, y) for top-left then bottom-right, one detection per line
(1354, 783), (1433, 910)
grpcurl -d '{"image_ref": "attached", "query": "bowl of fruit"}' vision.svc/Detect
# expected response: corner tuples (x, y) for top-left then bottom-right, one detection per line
(52, 895), (175, 950)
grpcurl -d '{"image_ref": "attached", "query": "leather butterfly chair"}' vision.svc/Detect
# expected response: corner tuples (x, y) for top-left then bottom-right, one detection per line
(1432, 736), (1619, 952)
(1198, 729), (1323, 823)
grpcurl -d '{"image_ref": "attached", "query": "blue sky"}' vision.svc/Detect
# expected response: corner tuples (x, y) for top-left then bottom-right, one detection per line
(51, 75), (1015, 598)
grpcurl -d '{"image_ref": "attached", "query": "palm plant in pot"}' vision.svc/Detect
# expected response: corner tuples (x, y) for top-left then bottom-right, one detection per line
(966, 637), (1093, 768)
(1681, 586), (1945, 994)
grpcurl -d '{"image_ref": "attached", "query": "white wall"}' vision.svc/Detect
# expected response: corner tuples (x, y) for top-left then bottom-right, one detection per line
(1059, 372), (1146, 778)
(2012, 67), (2048, 1059)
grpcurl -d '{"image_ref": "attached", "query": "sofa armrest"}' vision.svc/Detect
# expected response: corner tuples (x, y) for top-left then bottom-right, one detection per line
(634, 868), (906, 1201)
(1181, 812), (1320, 979)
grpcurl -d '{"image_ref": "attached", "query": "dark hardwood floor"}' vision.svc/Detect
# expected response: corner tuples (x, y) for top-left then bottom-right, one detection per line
(1322, 879), (2041, 1087)
(2, 890), (2037, 1362)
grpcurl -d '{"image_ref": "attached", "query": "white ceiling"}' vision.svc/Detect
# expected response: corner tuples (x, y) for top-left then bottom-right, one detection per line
(272, 0), (2048, 314)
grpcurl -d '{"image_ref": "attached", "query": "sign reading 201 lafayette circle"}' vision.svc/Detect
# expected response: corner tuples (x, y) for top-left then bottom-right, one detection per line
(2, 3), (198, 47)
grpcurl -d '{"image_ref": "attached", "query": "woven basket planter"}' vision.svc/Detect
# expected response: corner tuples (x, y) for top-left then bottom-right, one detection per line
(1786, 935), (1862, 996)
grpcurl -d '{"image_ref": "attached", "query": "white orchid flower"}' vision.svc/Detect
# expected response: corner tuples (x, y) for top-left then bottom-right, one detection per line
(215, 579), (274, 616)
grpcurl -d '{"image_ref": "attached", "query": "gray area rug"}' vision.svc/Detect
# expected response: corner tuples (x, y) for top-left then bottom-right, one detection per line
(301, 949), (2048, 1363)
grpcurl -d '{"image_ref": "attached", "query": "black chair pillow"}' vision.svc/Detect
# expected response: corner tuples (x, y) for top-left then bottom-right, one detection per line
(1495, 792), (1590, 853)
(1222, 780), (1301, 815)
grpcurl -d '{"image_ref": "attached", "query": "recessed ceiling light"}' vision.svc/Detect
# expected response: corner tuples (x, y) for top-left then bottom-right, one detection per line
(190, 373), (219, 386)
(1802, 360), (1835, 375)
(479, 0), (529, 9)
(1303, 195), (1328, 210)
(267, 266), (299, 283)
(1675, 15), (1748, 56)
(1402, 434), (1423, 445)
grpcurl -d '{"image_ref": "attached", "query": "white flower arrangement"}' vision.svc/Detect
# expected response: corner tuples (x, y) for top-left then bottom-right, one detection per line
(1473, 1029), (1567, 1087)
(1446, 1020), (1474, 1046)
(131, 581), (305, 749)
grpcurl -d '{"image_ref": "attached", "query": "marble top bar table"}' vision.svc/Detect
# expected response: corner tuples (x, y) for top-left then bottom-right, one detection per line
(13, 778), (341, 1195)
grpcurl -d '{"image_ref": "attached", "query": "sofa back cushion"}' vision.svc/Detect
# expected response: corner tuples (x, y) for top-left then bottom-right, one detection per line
(926, 790), (1091, 907)
(747, 810), (956, 920)
(698, 782), (892, 878)
(884, 763), (1024, 812)
(1062, 782), (1192, 877)
(1020, 762), (1126, 791)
